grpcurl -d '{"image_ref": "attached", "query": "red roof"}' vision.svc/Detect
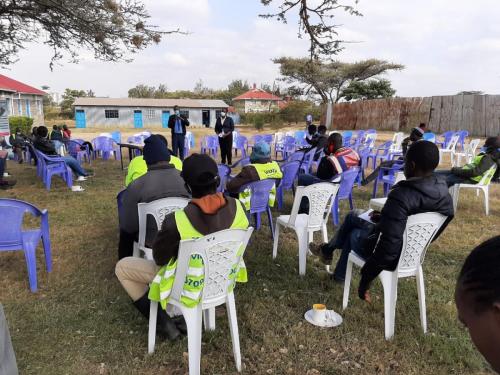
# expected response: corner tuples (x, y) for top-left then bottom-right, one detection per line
(0, 74), (46, 95)
(233, 88), (282, 101)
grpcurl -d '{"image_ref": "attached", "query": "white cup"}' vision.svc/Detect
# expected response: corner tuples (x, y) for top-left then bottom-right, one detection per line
(312, 304), (326, 323)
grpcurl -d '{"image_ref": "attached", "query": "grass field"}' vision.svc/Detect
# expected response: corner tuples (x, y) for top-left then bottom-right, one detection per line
(0, 127), (498, 374)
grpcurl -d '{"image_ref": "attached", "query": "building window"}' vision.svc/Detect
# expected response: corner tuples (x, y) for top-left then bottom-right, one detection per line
(105, 109), (119, 119)
(147, 109), (156, 119)
(215, 110), (222, 119)
(180, 110), (189, 119)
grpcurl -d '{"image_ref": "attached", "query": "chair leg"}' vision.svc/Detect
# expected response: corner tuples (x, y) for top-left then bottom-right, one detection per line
(272, 222), (281, 259)
(297, 229), (308, 276)
(42, 234), (52, 273)
(23, 244), (38, 292)
(321, 224), (328, 243)
(416, 267), (427, 334)
(182, 306), (203, 375)
(332, 198), (339, 226)
(226, 293), (242, 372)
(380, 272), (398, 340)
(267, 208), (275, 240)
(133, 242), (140, 258)
(348, 194), (354, 210)
(148, 301), (158, 354)
(483, 186), (489, 215)
(203, 307), (216, 331)
(342, 258), (354, 310)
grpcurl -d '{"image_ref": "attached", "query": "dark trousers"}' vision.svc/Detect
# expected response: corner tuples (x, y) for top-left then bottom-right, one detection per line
(322, 209), (374, 280)
(434, 170), (473, 188)
(219, 134), (233, 164)
(172, 133), (185, 160)
(118, 230), (138, 260)
(0, 156), (6, 178)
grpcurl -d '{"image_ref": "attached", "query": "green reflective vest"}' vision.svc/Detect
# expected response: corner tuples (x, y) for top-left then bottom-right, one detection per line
(148, 200), (249, 309)
(125, 155), (183, 186)
(239, 161), (283, 210)
(462, 155), (496, 183)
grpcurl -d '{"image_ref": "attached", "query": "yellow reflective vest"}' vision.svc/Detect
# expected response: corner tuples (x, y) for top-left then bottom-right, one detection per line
(239, 161), (283, 210)
(125, 155), (183, 186)
(148, 200), (249, 309)
(462, 154), (497, 183)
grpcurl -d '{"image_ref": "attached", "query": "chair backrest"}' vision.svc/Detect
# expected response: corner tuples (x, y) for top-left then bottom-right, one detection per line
(288, 183), (339, 229)
(274, 132), (284, 145)
(67, 140), (81, 155)
(302, 147), (317, 171)
(422, 132), (436, 142)
(445, 135), (460, 150)
(477, 164), (498, 186)
(244, 179), (277, 214)
(0, 199), (45, 248)
(440, 131), (455, 147)
(170, 228), (254, 306)
(377, 141), (393, 154)
(278, 161), (301, 189)
(232, 156), (251, 168)
(217, 164), (231, 192)
(137, 197), (190, 249)
(251, 135), (263, 145)
(287, 151), (305, 162)
(363, 133), (377, 148)
(93, 136), (115, 151)
(467, 139), (481, 156)
(294, 130), (306, 143)
(396, 212), (448, 275)
(235, 135), (248, 149)
(337, 167), (359, 199)
(262, 134), (273, 144)
(357, 147), (371, 169)
(391, 132), (405, 151)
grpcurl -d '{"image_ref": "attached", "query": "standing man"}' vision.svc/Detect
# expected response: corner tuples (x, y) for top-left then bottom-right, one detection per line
(214, 109), (234, 165)
(167, 105), (189, 160)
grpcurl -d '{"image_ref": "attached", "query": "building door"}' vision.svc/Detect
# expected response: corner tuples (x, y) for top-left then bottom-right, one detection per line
(134, 110), (143, 128)
(202, 110), (210, 127)
(162, 111), (170, 128)
(26, 100), (31, 117)
(75, 110), (86, 128)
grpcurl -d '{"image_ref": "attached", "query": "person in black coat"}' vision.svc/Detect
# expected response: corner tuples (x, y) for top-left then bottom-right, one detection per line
(167, 105), (190, 160)
(310, 140), (455, 299)
(214, 110), (234, 164)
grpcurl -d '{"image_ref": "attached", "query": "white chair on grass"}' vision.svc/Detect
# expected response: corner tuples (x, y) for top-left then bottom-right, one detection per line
(439, 135), (459, 165)
(148, 228), (254, 375)
(135, 197), (190, 260)
(342, 212), (448, 340)
(391, 132), (405, 151)
(453, 139), (480, 167)
(449, 165), (497, 215)
(273, 183), (339, 275)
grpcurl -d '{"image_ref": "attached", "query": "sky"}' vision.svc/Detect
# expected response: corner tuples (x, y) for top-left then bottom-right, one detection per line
(4, 0), (500, 99)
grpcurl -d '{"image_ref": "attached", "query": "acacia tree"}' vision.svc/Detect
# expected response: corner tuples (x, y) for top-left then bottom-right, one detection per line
(342, 79), (396, 101)
(0, 0), (181, 68)
(274, 57), (404, 103)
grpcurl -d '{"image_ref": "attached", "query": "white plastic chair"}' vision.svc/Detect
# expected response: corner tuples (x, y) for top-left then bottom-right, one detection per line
(148, 228), (254, 375)
(135, 197), (190, 260)
(450, 164), (497, 215)
(391, 132), (405, 152)
(438, 135), (459, 165)
(342, 212), (448, 340)
(273, 183), (339, 275)
(453, 139), (480, 167)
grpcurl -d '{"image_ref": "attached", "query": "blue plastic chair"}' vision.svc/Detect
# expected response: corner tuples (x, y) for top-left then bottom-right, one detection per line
(436, 131), (454, 149)
(331, 168), (358, 225)
(381, 164), (405, 197)
(217, 164), (231, 193)
(275, 136), (296, 159)
(0, 199), (52, 292)
(240, 179), (277, 239)
(455, 130), (469, 151)
(372, 161), (404, 198)
(233, 135), (248, 158)
(276, 161), (301, 210)
(355, 147), (371, 187)
(262, 134), (274, 144)
(35, 150), (73, 191)
(300, 147), (317, 174)
(92, 136), (119, 160)
(247, 135), (264, 153)
(67, 140), (91, 165)
(422, 132), (436, 143)
(294, 130), (306, 146)
(200, 135), (218, 156)
(367, 141), (393, 169)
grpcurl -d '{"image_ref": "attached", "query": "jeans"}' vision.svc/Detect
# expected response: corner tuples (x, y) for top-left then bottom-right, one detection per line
(62, 156), (88, 177)
(172, 133), (185, 160)
(322, 209), (374, 280)
(434, 170), (473, 187)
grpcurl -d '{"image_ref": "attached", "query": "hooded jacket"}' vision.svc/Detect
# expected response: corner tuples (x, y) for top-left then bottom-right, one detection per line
(360, 175), (455, 288)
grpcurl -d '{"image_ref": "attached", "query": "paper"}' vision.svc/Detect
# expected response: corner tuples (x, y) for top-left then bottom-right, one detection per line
(358, 209), (375, 224)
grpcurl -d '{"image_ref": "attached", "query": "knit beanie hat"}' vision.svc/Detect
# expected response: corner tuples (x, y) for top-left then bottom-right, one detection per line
(181, 153), (219, 187)
(250, 141), (271, 162)
(143, 134), (171, 165)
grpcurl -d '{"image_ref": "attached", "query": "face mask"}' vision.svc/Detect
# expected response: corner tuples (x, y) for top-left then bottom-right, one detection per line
(175, 110), (180, 116)
(221, 112), (226, 117)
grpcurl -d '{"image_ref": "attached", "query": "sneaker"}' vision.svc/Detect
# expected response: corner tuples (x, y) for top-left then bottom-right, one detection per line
(3, 172), (10, 178)
(76, 176), (87, 182)
(309, 243), (332, 265)
(0, 179), (16, 189)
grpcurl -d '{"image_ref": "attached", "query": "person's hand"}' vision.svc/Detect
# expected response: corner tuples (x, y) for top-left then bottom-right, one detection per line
(358, 284), (372, 303)
(369, 210), (382, 223)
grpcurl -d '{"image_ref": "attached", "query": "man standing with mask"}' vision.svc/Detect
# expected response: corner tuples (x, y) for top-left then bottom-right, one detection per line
(214, 109), (234, 165)
(167, 105), (190, 160)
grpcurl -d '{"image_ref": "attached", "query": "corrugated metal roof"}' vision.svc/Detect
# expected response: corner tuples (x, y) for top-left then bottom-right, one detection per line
(73, 97), (229, 108)
(233, 88), (282, 101)
(0, 74), (46, 95)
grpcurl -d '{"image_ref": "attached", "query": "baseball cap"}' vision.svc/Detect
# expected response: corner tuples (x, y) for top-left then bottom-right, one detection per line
(181, 153), (219, 187)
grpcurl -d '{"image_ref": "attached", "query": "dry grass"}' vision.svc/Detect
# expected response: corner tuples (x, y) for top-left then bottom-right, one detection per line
(0, 126), (498, 375)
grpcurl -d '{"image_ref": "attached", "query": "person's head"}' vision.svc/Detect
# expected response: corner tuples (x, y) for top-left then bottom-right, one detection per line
(52, 125), (58, 131)
(409, 127), (425, 142)
(220, 110), (227, 118)
(174, 105), (180, 116)
(324, 132), (343, 155)
(307, 124), (317, 136)
(32, 126), (38, 136)
(143, 134), (171, 166)
(155, 134), (169, 148)
(419, 123), (427, 130)
(37, 126), (48, 138)
(15, 127), (21, 134)
(482, 136), (500, 154)
(318, 125), (327, 135)
(250, 141), (271, 163)
(455, 236), (500, 373)
(62, 124), (68, 131)
(403, 140), (439, 178)
(181, 153), (219, 198)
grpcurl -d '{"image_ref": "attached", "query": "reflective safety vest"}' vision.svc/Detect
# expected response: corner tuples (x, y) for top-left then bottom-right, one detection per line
(148, 200), (249, 309)
(239, 161), (283, 210)
(463, 154), (497, 183)
(125, 155), (183, 186)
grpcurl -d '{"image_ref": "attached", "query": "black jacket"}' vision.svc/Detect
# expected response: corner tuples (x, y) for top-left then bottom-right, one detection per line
(167, 114), (190, 135)
(360, 175), (454, 290)
(214, 117), (234, 135)
(451, 149), (499, 180)
(33, 136), (58, 156)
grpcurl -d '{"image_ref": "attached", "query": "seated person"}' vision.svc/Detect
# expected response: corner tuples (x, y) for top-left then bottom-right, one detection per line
(118, 135), (190, 259)
(0, 149), (16, 189)
(50, 125), (63, 142)
(33, 126), (91, 180)
(125, 134), (182, 187)
(62, 125), (71, 140)
(9, 127), (27, 163)
(305, 124), (318, 145)
(310, 141), (454, 290)
(419, 122), (427, 132)
(298, 132), (360, 187)
(435, 136), (499, 188)
(455, 236), (500, 374)
(312, 125), (329, 159)
(226, 141), (283, 209)
(115, 154), (249, 340)
(362, 127), (424, 185)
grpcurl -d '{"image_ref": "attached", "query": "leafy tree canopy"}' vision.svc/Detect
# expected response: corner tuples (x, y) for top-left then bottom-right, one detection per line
(342, 79), (396, 101)
(60, 88), (95, 115)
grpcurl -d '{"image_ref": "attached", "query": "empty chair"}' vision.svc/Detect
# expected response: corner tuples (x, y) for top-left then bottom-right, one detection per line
(342, 131), (353, 147)
(262, 134), (274, 144)
(355, 147), (371, 187)
(233, 135), (248, 158)
(367, 141), (393, 169)
(275, 136), (296, 159)
(239, 179), (277, 238)
(273, 183), (339, 275)
(453, 139), (480, 167)
(300, 147), (316, 174)
(331, 168), (359, 226)
(362, 132), (377, 149)
(92, 136), (119, 160)
(200, 135), (218, 156)
(436, 131), (455, 149)
(455, 130), (469, 151)
(0, 199), (52, 292)
(111, 131), (122, 144)
(276, 161), (301, 209)
(217, 164), (231, 193)
(294, 130), (306, 146)
(372, 162), (404, 198)
(342, 212), (448, 340)
(247, 135), (263, 152)
(439, 134), (459, 165)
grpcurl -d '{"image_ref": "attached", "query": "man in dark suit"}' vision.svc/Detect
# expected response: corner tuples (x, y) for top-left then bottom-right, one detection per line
(214, 109), (234, 164)
(167, 105), (190, 160)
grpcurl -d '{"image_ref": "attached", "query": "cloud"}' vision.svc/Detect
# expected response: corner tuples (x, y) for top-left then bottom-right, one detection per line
(163, 52), (191, 67)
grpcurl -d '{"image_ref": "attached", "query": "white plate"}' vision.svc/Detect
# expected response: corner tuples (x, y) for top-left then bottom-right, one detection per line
(304, 309), (343, 328)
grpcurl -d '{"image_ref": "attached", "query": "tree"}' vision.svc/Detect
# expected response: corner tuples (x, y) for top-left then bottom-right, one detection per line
(342, 79), (396, 101)
(260, 0), (362, 59)
(457, 91), (484, 95)
(0, 0), (182, 68)
(60, 89), (91, 117)
(274, 57), (404, 103)
(128, 84), (157, 98)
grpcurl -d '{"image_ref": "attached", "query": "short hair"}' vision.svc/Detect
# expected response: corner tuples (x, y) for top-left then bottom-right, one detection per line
(318, 125), (327, 134)
(37, 126), (48, 137)
(174, 105), (179, 110)
(327, 132), (343, 149)
(485, 136), (500, 150)
(405, 140), (439, 172)
(52, 125), (58, 130)
(307, 124), (317, 135)
(457, 236), (500, 312)
(419, 123), (427, 129)
(156, 134), (169, 148)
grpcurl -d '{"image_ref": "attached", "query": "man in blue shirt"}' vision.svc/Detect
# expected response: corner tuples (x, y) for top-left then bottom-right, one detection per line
(167, 105), (190, 160)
